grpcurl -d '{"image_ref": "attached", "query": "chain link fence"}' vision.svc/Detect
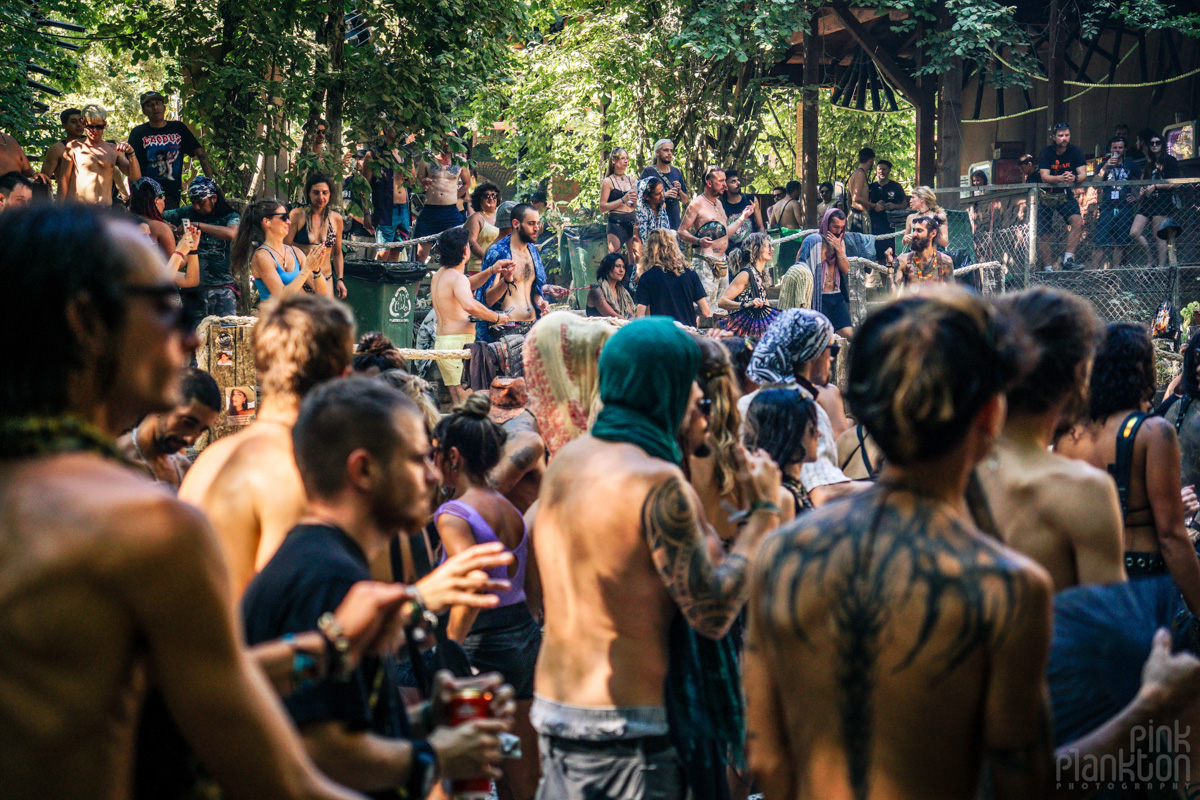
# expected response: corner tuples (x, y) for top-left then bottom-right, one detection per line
(928, 179), (1200, 325)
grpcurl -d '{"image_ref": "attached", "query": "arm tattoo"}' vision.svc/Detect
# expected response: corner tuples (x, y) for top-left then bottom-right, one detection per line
(508, 444), (541, 473)
(642, 475), (750, 639)
(759, 490), (1026, 800)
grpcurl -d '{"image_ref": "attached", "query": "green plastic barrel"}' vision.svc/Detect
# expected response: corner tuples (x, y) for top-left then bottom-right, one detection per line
(341, 260), (429, 348)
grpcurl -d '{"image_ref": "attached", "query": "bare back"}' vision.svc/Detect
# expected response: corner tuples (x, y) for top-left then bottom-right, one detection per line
(179, 423), (306, 597)
(978, 436), (1125, 591)
(0, 132), (31, 176)
(746, 486), (1052, 800)
(67, 139), (119, 205)
(532, 436), (678, 707)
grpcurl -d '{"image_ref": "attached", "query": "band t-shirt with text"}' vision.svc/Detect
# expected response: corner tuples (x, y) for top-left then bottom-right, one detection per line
(128, 121), (202, 200)
(1037, 144), (1087, 193)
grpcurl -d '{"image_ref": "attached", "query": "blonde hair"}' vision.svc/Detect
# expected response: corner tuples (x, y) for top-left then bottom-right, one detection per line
(911, 186), (942, 216)
(254, 295), (355, 401)
(643, 229), (687, 276)
(606, 147), (628, 177)
(82, 104), (107, 123)
(695, 336), (742, 496)
(522, 311), (616, 456)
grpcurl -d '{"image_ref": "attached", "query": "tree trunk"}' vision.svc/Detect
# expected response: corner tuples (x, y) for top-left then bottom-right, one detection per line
(325, 4), (346, 180)
(800, 19), (820, 228)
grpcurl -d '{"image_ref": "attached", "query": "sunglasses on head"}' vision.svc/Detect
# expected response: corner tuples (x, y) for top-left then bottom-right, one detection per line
(85, 123), (107, 130)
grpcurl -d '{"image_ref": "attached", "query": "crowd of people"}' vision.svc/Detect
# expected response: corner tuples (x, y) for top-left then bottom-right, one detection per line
(11, 195), (1200, 800)
(7, 93), (1200, 800)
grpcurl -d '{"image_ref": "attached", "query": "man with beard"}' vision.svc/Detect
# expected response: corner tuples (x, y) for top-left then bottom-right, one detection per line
(532, 317), (781, 800)
(117, 366), (221, 490)
(894, 216), (954, 289)
(720, 168), (764, 241)
(64, 104), (140, 205)
(845, 147), (875, 234)
(242, 378), (519, 799)
(476, 204), (550, 343)
(678, 167), (756, 308)
(180, 294), (357, 596)
(868, 159), (907, 265)
(640, 139), (690, 230)
(977, 287), (1126, 590)
(0, 204), (366, 800)
(1037, 123), (1087, 270)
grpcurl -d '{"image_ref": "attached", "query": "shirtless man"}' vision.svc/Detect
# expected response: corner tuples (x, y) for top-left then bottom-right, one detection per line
(770, 180), (803, 230)
(179, 294), (356, 596)
(39, 108), (84, 199)
(532, 316), (781, 799)
(476, 204), (550, 343)
(678, 167), (756, 308)
(978, 287), (1125, 590)
(745, 288), (1200, 800)
(0, 204), (364, 800)
(117, 366), (221, 491)
(64, 104), (140, 205)
(428, 226), (511, 402)
(894, 216), (954, 289)
(845, 146), (875, 234)
(0, 129), (42, 182)
(413, 144), (467, 262)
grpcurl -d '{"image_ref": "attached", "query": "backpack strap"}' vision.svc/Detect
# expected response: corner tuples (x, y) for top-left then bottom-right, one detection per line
(1107, 411), (1149, 516)
(1174, 395), (1193, 435)
(857, 425), (875, 476)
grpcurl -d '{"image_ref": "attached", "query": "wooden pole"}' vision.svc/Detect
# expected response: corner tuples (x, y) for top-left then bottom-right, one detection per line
(1046, 0), (1066, 131)
(800, 18), (820, 228)
(938, 54), (963, 200)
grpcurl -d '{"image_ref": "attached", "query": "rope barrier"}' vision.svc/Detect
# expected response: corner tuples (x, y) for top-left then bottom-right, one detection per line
(355, 234), (548, 250)
(953, 261), (1004, 277)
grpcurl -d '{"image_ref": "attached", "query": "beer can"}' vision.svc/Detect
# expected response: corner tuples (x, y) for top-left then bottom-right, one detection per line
(447, 687), (494, 800)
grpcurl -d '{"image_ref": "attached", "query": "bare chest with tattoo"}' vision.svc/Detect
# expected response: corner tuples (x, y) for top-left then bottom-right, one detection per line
(758, 488), (1026, 799)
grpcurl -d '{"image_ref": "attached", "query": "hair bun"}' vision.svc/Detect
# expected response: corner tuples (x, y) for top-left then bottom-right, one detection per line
(459, 393), (492, 419)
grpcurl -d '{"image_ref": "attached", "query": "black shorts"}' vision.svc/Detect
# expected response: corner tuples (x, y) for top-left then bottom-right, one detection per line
(821, 291), (852, 331)
(462, 604), (542, 698)
(1037, 194), (1081, 226)
(607, 216), (634, 245)
(1138, 193), (1176, 219)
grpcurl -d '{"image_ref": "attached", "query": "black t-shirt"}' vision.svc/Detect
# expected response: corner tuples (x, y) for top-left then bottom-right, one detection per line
(342, 176), (372, 237)
(368, 146), (395, 227)
(128, 121), (202, 200)
(634, 266), (706, 326)
(1148, 154), (1181, 181)
(1095, 157), (1141, 209)
(241, 523), (411, 796)
(641, 165), (687, 229)
(1038, 144), (1087, 193)
(868, 179), (907, 232)
(721, 194), (759, 236)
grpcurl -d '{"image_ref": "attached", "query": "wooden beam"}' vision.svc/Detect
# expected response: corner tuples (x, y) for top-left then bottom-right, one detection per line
(1046, 0), (1066, 129)
(1075, 8), (1111, 82)
(1107, 25), (1125, 85)
(800, 19), (821, 228)
(829, 1), (919, 101)
(939, 54), (963, 195)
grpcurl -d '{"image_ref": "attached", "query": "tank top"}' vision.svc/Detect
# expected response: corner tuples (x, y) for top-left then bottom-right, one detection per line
(466, 216), (500, 274)
(607, 175), (635, 222)
(435, 498), (527, 607)
(253, 245), (304, 301)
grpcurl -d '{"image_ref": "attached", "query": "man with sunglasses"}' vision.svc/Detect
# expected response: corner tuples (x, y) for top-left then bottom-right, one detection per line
(128, 91), (212, 210)
(64, 104), (140, 205)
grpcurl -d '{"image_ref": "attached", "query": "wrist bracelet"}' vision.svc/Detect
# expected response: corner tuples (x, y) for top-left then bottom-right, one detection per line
(282, 633), (322, 693)
(749, 500), (781, 516)
(404, 739), (439, 799)
(336, 276), (344, 282)
(316, 612), (352, 681)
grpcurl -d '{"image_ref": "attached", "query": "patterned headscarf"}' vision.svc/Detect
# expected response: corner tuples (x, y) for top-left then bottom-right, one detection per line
(132, 177), (163, 197)
(636, 177), (672, 243)
(522, 312), (616, 456)
(747, 308), (833, 385)
(187, 175), (218, 201)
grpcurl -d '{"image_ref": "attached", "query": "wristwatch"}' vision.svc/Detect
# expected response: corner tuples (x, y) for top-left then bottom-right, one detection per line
(403, 739), (439, 799)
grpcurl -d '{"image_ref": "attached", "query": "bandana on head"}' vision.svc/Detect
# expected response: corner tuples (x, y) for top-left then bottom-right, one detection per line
(590, 317), (700, 465)
(187, 175), (218, 201)
(747, 308), (833, 385)
(133, 177), (163, 197)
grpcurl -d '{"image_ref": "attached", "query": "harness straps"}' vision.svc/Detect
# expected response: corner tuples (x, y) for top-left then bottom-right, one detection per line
(1174, 395), (1193, 434)
(1107, 411), (1149, 516)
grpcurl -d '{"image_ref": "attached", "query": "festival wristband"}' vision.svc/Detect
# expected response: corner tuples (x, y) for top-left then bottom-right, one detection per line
(749, 500), (781, 516)
(282, 633), (322, 693)
(316, 612), (352, 680)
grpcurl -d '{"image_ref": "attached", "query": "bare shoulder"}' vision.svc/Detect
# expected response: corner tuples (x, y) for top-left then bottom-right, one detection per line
(1137, 414), (1178, 447)
(181, 424), (291, 499)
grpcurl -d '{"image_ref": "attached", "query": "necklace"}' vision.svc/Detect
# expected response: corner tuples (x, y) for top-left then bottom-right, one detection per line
(131, 425), (154, 470)
(0, 416), (121, 462)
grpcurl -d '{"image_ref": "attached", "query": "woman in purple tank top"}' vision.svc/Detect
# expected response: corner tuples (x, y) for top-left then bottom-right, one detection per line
(433, 394), (541, 800)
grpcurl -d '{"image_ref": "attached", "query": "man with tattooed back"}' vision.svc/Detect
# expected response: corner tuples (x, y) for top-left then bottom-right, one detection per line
(746, 288), (1054, 800)
(531, 317), (781, 800)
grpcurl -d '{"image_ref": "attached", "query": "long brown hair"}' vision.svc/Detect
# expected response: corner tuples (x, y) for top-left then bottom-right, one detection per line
(643, 229), (686, 276)
(696, 336), (742, 496)
(231, 198), (287, 313)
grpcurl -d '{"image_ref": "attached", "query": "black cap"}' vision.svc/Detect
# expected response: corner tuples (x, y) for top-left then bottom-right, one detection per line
(140, 91), (165, 108)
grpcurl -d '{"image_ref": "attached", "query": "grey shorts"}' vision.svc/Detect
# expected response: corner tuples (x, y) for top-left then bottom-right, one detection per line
(536, 735), (689, 800)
